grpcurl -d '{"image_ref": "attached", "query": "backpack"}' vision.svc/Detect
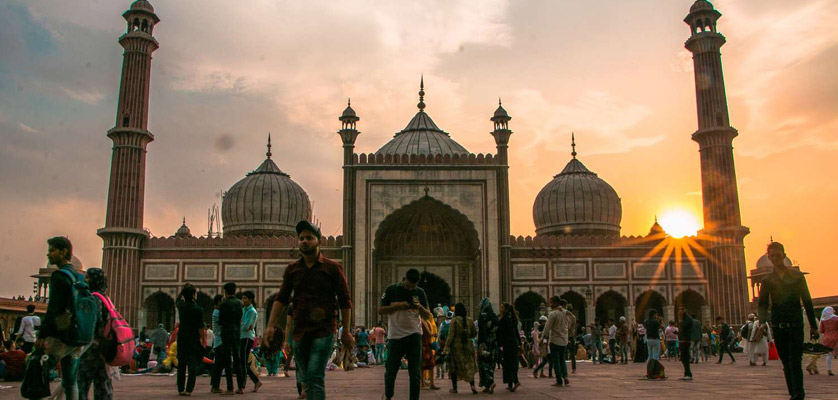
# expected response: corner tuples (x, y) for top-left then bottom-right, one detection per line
(739, 323), (750, 339)
(646, 359), (666, 380)
(55, 269), (98, 346)
(92, 292), (135, 366)
(20, 349), (52, 399)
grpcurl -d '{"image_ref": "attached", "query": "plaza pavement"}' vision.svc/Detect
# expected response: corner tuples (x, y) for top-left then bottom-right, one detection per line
(1, 352), (836, 399)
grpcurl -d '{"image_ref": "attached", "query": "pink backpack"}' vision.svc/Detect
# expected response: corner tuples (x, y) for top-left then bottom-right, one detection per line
(92, 292), (135, 367)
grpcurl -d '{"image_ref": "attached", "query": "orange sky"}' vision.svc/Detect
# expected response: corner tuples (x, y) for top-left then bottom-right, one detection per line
(1, 0), (836, 300)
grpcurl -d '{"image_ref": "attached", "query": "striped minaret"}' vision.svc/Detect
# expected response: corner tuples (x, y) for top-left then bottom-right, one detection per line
(97, 0), (160, 328)
(684, 0), (750, 323)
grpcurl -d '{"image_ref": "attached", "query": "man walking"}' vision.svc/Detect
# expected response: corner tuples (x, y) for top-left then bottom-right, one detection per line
(690, 313), (702, 363)
(716, 316), (735, 364)
(372, 323), (386, 365)
(590, 319), (603, 364)
(677, 306), (694, 380)
(16, 304), (40, 354)
(758, 241), (819, 400)
(263, 221), (354, 400)
(36, 236), (86, 399)
(607, 319), (618, 364)
(379, 268), (432, 400)
(542, 297), (569, 387)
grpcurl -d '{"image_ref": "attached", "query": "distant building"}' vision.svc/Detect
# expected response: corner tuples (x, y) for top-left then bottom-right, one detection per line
(97, 1), (750, 331)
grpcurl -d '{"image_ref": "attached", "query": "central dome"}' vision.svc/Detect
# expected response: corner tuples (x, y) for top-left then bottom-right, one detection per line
(376, 78), (469, 157)
(533, 140), (622, 236)
(221, 140), (312, 237)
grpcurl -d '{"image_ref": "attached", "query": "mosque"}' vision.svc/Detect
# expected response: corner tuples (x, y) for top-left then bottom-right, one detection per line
(98, 0), (751, 331)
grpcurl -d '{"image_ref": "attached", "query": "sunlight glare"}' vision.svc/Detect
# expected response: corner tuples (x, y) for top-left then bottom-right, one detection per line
(658, 209), (701, 238)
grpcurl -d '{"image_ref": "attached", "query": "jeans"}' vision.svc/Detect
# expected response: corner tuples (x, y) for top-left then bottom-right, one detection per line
(177, 342), (201, 393)
(292, 334), (334, 400)
(620, 341), (629, 363)
(384, 333), (421, 400)
(646, 338), (661, 362)
(548, 344), (567, 383)
(717, 340), (735, 363)
(240, 338), (260, 387)
(533, 355), (552, 377)
(45, 337), (82, 400)
(212, 338), (242, 391)
(666, 340), (678, 359)
(774, 327), (805, 399)
(680, 340), (692, 377)
(608, 339), (617, 364)
(690, 341), (701, 363)
(592, 339), (604, 363)
(568, 337), (577, 371)
(375, 343), (386, 364)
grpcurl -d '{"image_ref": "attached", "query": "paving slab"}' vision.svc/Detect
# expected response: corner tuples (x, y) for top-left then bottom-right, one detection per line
(1, 353), (837, 399)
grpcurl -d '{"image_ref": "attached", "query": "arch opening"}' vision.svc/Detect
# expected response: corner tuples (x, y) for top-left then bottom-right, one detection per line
(514, 291), (547, 334)
(144, 291), (175, 331)
(635, 290), (667, 321)
(595, 290), (627, 326)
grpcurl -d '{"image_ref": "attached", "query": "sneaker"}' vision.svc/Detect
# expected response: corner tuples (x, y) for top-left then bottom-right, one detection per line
(211, 388), (222, 394)
(680, 376), (693, 381)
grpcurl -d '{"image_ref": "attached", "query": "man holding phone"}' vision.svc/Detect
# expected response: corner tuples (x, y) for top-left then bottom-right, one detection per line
(379, 268), (432, 400)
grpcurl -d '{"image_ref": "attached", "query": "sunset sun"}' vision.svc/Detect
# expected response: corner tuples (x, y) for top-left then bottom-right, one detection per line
(658, 209), (701, 238)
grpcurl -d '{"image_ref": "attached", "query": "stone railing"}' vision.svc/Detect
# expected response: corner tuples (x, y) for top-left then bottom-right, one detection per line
(146, 235), (343, 248)
(353, 152), (499, 165)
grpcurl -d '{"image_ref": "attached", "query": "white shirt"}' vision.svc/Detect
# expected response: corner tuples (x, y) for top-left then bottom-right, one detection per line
(608, 325), (617, 341)
(17, 315), (41, 342)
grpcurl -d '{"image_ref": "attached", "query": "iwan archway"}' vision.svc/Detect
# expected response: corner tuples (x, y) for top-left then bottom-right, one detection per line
(370, 195), (480, 324)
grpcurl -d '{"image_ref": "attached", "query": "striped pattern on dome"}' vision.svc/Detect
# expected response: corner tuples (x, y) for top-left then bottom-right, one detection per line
(533, 158), (622, 236)
(221, 158), (312, 237)
(376, 111), (469, 156)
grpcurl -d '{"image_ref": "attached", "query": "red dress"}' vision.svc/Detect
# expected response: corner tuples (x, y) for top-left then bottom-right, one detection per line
(819, 318), (838, 354)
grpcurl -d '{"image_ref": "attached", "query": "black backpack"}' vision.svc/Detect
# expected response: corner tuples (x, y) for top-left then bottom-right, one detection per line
(20, 349), (52, 399)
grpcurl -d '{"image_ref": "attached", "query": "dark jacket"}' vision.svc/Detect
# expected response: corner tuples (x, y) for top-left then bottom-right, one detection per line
(177, 300), (205, 350)
(758, 268), (817, 328)
(39, 264), (83, 340)
(678, 313), (694, 342)
(218, 297), (243, 341)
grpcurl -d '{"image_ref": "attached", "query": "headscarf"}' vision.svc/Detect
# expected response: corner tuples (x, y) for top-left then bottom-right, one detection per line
(477, 298), (498, 345)
(821, 306), (836, 321)
(86, 267), (107, 293)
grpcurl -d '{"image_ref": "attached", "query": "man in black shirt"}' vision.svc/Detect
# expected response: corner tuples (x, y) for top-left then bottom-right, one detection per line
(758, 242), (818, 400)
(677, 307), (694, 380)
(175, 283), (205, 396)
(215, 282), (244, 395)
(716, 316), (735, 363)
(379, 268), (432, 400)
(643, 310), (662, 365)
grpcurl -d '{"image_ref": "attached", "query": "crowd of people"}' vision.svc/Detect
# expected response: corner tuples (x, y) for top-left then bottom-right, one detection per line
(7, 231), (837, 400)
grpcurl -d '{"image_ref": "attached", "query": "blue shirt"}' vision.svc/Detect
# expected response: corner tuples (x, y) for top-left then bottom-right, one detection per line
(212, 309), (222, 348)
(241, 305), (257, 340)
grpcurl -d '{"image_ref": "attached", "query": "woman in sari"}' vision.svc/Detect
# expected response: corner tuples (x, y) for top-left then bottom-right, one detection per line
(443, 303), (478, 394)
(497, 303), (521, 392)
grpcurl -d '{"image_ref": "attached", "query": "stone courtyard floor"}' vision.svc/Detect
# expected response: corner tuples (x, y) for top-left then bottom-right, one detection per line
(2, 353), (837, 399)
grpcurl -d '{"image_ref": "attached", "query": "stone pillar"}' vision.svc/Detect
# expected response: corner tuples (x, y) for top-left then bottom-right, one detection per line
(626, 305), (636, 322)
(664, 305), (675, 323)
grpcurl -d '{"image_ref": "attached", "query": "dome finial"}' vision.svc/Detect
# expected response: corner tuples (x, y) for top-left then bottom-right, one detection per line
(348, 97), (351, 107)
(571, 132), (577, 159)
(266, 133), (272, 159)
(418, 74), (426, 112)
(182, 216), (186, 225)
(499, 97), (502, 106)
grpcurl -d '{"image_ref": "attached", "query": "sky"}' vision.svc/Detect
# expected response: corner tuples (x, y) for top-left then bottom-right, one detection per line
(1, 0), (837, 300)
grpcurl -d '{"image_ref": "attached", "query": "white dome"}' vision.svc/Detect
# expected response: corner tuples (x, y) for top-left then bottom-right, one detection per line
(755, 253), (791, 269)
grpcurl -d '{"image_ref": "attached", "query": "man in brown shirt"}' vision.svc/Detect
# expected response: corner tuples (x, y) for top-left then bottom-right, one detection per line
(263, 221), (353, 400)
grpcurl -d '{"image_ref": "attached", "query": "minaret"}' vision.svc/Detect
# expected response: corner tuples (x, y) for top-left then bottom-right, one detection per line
(684, 0), (749, 323)
(490, 99), (512, 302)
(97, 0), (160, 327)
(338, 98), (360, 290)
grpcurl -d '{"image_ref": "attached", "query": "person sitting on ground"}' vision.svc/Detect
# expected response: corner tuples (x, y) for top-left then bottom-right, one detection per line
(0, 339), (26, 381)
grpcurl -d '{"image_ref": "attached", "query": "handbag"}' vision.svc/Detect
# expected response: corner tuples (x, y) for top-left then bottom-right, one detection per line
(20, 349), (52, 399)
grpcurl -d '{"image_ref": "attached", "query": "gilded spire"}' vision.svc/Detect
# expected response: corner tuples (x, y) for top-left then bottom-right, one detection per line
(418, 75), (426, 112)
(571, 132), (577, 159)
(266, 133), (272, 159)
